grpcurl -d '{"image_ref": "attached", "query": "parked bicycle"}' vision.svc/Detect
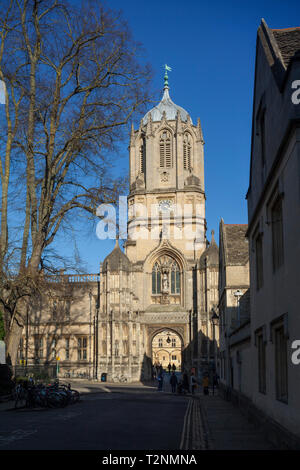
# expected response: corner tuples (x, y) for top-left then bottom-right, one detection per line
(112, 375), (127, 383)
(13, 380), (80, 409)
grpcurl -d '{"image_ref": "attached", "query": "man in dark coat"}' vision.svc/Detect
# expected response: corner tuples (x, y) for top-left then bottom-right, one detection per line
(182, 372), (190, 394)
(169, 372), (178, 393)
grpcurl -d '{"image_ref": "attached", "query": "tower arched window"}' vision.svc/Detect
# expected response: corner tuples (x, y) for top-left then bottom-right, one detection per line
(152, 262), (161, 294)
(183, 133), (192, 170)
(159, 130), (172, 168)
(139, 137), (146, 174)
(151, 256), (181, 295)
(170, 261), (180, 294)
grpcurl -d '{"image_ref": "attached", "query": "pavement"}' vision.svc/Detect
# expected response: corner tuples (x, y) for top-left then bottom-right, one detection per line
(197, 392), (275, 450)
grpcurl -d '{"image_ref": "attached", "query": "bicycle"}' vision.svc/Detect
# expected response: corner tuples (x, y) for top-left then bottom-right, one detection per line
(112, 375), (127, 383)
(13, 380), (80, 409)
(14, 383), (28, 409)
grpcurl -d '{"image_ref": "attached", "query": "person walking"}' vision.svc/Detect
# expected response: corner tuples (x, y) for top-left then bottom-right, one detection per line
(172, 363), (176, 372)
(212, 373), (219, 395)
(203, 374), (209, 395)
(190, 373), (197, 395)
(182, 371), (190, 394)
(168, 363), (171, 374)
(169, 372), (178, 394)
(157, 371), (164, 391)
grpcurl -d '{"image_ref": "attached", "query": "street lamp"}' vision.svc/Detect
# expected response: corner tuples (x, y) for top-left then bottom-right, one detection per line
(211, 310), (219, 327)
(210, 309), (219, 395)
(234, 290), (243, 326)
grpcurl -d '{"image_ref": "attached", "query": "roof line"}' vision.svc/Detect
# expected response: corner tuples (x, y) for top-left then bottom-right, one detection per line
(272, 27), (300, 31)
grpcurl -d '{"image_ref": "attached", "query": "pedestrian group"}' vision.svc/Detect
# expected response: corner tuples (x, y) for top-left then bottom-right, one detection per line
(153, 362), (219, 396)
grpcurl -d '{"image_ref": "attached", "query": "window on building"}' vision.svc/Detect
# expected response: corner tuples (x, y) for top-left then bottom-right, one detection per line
(77, 337), (87, 361)
(140, 138), (146, 174)
(259, 108), (266, 168)
(170, 261), (180, 294)
(183, 133), (192, 170)
(52, 300), (58, 321)
(159, 130), (172, 168)
(271, 196), (284, 271)
(17, 337), (25, 360)
(172, 355), (177, 361)
(255, 232), (264, 290)
(65, 338), (70, 360)
(65, 299), (71, 321)
(274, 325), (288, 403)
(152, 262), (161, 294)
(158, 338), (163, 348)
(34, 336), (43, 360)
(51, 338), (57, 359)
(152, 257), (181, 296)
(171, 338), (176, 347)
(256, 99), (266, 173)
(257, 330), (266, 394)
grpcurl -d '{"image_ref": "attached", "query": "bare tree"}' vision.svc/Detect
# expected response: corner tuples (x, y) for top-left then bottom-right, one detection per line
(0, 0), (152, 364)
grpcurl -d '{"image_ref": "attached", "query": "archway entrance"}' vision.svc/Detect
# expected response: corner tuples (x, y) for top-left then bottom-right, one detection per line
(152, 329), (183, 372)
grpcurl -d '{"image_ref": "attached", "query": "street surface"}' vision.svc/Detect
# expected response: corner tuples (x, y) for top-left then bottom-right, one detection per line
(0, 383), (188, 450)
(0, 378), (275, 451)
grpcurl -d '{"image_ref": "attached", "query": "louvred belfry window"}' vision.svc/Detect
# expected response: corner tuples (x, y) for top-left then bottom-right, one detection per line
(183, 133), (192, 170)
(160, 130), (172, 168)
(140, 137), (146, 174)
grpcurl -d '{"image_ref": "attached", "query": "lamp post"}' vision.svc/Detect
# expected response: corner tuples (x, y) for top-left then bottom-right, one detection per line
(233, 290), (243, 327)
(210, 309), (219, 395)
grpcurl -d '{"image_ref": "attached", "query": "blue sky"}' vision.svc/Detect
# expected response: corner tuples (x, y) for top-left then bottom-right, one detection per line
(71, 0), (299, 273)
(3, 0), (300, 273)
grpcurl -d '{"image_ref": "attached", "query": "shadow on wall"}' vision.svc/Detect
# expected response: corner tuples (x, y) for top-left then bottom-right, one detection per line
(139, 352), (153, 385)
(181, 328), (219, 386)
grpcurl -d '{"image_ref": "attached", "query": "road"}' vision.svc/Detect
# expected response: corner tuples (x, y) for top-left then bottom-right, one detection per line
(0, 380), (276, 453)
(0, 384), (191, 450)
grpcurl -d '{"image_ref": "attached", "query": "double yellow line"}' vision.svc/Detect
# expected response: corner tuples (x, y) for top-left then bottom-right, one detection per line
(180, 398), (212, 450)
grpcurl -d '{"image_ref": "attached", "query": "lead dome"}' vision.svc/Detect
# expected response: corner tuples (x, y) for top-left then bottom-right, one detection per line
(142, 86), (191, 125)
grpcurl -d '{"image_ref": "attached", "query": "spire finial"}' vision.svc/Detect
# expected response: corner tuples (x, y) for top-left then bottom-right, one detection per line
(163, 64), (172, 89)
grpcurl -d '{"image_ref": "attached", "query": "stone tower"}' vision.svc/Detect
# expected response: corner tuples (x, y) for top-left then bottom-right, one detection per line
(126, 69), (206, 265)
(99, 70), (218, 382)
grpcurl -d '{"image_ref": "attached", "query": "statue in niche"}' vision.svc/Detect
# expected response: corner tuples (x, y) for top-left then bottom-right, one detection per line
(162, 271), (169, 292)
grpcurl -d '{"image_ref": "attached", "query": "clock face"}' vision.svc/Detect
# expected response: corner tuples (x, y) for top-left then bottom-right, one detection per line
(159, 199), (172, 212)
